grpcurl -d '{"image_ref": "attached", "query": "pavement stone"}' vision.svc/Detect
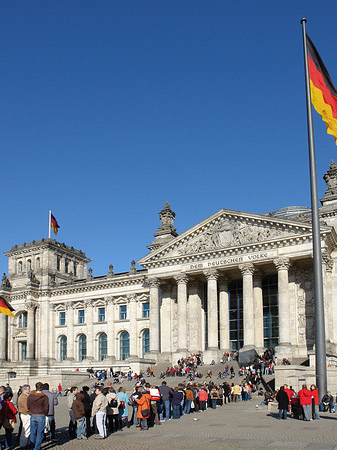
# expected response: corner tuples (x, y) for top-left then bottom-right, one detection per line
(1, 392), (337, 450)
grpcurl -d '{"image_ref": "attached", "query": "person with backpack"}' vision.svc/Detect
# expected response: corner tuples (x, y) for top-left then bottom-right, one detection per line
(106, 387), (120, 433)
(71, 393), (86, 440)
(117, 387), (129, 429)
(135, 387), (151, 430)
(0, 391), (17, 450)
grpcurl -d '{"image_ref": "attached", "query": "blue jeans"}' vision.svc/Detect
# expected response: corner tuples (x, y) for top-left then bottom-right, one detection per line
(159, 400), (170, 421)
(76, 416), (86, 439)
(302, 404), (310, 421)
(172, 404), (180, 419)
(183, 399), (191, 414)
(278, 409), (287, 419)
(30, 415), (46, 450)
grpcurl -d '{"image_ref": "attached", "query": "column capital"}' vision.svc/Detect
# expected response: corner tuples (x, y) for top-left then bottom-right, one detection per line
(274, 257), (291, 271)
(148, 277), (161, 288)
(65, 302), (74, 310)
(127, 294), (138, 303)
(203, 269), (219, 281)
(174, 273), (189, 285)
(218, 274), (230, 288)
(25, 301), (37, 311)
(239, 263), (255, 276)
(322, 252), (333, 273)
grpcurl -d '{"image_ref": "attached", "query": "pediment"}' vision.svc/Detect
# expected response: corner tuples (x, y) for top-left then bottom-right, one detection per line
(139, 209), (331, 267)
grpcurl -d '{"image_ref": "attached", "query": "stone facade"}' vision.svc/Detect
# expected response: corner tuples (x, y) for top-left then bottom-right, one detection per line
(2, 163), (337, 376)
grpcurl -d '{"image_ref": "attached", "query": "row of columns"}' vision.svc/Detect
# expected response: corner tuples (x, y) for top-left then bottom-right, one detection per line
(148, 257), (291, 354)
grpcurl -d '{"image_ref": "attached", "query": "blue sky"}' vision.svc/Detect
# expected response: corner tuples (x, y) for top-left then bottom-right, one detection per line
(1, 0), (337, 277)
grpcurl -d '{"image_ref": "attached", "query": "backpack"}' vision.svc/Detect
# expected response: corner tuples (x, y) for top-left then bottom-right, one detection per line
(108, 398), (118, 408)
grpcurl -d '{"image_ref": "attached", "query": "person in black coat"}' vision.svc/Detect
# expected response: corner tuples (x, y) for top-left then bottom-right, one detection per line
(276, 386), (289, 420)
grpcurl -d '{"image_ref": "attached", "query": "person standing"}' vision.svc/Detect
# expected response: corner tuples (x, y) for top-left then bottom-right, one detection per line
(72, 393), (87, 440)
(57, 384), (62, 398)
(135, 388), (151, 430)
(27, 382), (49, 450)
(42, 383), (58, 441)
(18, 384), (31, 448)
(171, 387), (183, 419)
(298, 384), (312, 421)
(276, 386), (289, 420)
(183, 385), (194, 415)
(310, 385), (320, 420)
(0, 391), (17, 450)
(67, 386), (78, 437)
(158, 381), (172, 421)
(91, 386), (108, 439)
(106, 387), (120, 433)
(117, 387), (129, 429)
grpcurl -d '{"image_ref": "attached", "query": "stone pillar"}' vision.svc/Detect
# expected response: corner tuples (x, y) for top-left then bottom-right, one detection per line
(219, 276), (230, 351)
(26, 301), (36, 360)
(86, 301), (94, 360)
(203, 269), (219, 349)
(175, 273), (189, 353)
(188, 280), (203, 353)
(66, 303), (75, 360)
(253, 272), (264, 351)
(160, 284), (173, 355)
(106, 297), (115, 359)
(0, 314), (7, 360)
(49, 305), (56, 360)
(39, 299), (49, 361)
(239, 264), (255, 348)
(322, 254), (333, 349)
(274, 257), (292, 359)
(129, 295), (138, 357)
(148, 278), (160, 354)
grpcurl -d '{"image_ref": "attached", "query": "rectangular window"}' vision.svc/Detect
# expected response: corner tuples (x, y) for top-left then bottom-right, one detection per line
(142, 302), (150, 318)
(119, 305), (127, 320)
(98, 307), (105, 322)
(59, 311), (66, 326)
(78, 309), (85, 324)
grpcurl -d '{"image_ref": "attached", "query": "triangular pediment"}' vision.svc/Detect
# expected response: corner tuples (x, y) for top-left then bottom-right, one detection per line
(139, 208), (332, 267)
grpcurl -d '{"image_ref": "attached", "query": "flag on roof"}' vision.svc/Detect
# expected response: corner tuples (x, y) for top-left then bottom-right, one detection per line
(51, 213), (60, 235)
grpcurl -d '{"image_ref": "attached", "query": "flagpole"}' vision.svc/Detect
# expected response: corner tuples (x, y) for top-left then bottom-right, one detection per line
(48, 210), (51, 239)
(301, 18), (327, 398)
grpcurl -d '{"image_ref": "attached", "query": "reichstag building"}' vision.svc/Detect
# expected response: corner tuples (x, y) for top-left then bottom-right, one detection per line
(1, 161), (337, 376)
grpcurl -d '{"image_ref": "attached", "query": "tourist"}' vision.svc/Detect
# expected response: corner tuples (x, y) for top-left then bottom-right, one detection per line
(0, 391), (17, 449)
(27, 382), (49, 450)
(117, 386), (129, 429)
(106, 387), (120, 432)
(183, 384), (194, 414)
(159, 381), (173, 421)
(298, 384), (312, 421)
(276, 386), (289, 420)
(91, 386), (108, 439)
(42, 383), (58, 441)
(320, 392), (334, 413)
(72, 393), (86, 440)
(18, 384), (31, 449)
(232, 383), (241, 402)
(210, 385), (219, 409)
(135, 387), (151, 430)
(81, 386), (92, 437)
(67, 386), (78, 437)
(149, 385), (161, 425)
(197, 387), (208, 411)
(171, 387), (183, 419)
(57, 384), (62, 397)
(310, 385), (320, 420)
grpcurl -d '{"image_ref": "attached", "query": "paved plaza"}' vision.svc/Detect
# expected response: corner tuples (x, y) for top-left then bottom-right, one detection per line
(2, 393), (337, 450)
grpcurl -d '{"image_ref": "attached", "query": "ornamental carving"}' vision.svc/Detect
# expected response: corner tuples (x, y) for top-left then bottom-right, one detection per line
(147, 278), (160, 289)
(174, 273), (189, 285)
(239, 263), (254, 276)
(177, 216), (303, 256)
(203, 269), (219, 281)
(274, 257), (291, 271)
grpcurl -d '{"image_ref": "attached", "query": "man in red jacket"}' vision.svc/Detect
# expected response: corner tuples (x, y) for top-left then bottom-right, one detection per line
(298, 384), (312, 421)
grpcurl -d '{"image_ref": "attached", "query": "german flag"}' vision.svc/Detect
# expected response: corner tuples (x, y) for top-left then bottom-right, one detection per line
(0, 296), (15, 318)
(51, 213), (60, 235)
(306, 34), (337, 144)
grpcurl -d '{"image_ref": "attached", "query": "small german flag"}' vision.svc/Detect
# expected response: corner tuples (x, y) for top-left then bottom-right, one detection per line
(51, 213), (60, 235)
(0, 296), (15, 318)
(306, 34), (337, 144)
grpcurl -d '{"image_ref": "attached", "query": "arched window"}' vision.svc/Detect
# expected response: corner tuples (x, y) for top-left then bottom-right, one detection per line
(18, 261), (23, 273)
(98, 333), (107, 361)
(60, 335), (67, 362)
(57, 256), (61, 271)
(142, 329), (150, 357)
(79, 334), (87, 361)
(120, 331), (130, 360)
(36, 257), (40, 269)
(27, 259), (32, 270)
(18, 312), (28, 328)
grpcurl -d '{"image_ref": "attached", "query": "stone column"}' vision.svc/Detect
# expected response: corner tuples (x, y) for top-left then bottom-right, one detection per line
(49, 305), (56, 360)
(322, 253), (333, 347)
(39, 299), (49, 361)
(106, 297), (115, 359)
(219, 276), (229, 351)
(26, 301), (36, 360)
(66, 303), (75, 360)
(239, 263), (255, 348)
(175, 273), (189, 353)
(253, 272), (264, 351)
(188, 280), (203, 353)
(274, 258), (291, 345)
(86, 300), (94, 360)
(204, 269), (219, 350)
(0, 314), (7, 360)
(160, 284), (173, 355)
(148, 278), (160, 354)
(129, 295), (138, 357)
